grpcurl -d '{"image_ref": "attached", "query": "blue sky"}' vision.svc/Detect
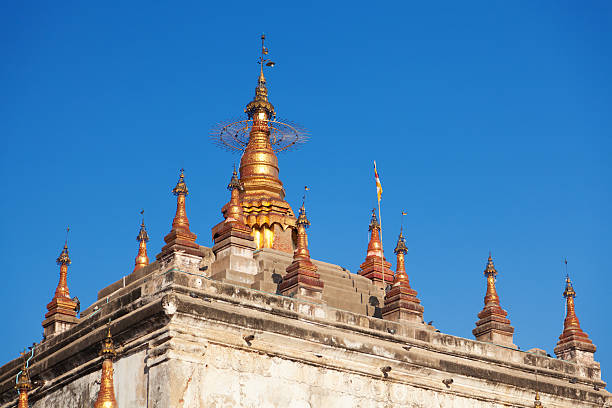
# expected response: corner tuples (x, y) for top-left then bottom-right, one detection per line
(1, 1), (611, 382)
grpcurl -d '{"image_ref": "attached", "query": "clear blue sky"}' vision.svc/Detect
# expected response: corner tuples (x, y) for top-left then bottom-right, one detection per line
(1, 1), (611, 382)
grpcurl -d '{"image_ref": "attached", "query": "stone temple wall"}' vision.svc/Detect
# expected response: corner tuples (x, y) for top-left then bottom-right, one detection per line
(0, 263), (608, 407)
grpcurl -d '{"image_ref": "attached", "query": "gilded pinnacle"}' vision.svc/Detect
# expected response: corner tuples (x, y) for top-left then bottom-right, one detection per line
(296, 204), (310, 228)
(224, 167), (247, 224)
(227, 168), (243, 191)
(563, 275), (576, 299)
(394, 228), (408, 255)
(16, 354), (31, 391)
(484, 252), (497, 277)
(16, 352), (31, 408)
(392, 228), (410, 286)
(56, 244), (71, 266)
(134, 216), (150, 272)
(94, 325), (118, 408)
(100, 326), (117, 359)
(533, 391), (543, 407)
(137, 220), (149, 243)
(369, 209), (380, 232)
(482, 253), (500, 305)
(245, 35), (275, 119)
(172, 169), (189, 196)
(554, 272), (596, 359)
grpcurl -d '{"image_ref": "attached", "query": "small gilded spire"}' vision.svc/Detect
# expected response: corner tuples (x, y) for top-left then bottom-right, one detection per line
(365, 209), (383, 257)
(53, 228), (72, 300)
(170, 168), (192, 232)
(554, 268), (596, 360)
(157, 168), (200, 261)
(483, 252), (500, 305)
(278, 198), (323, 301)
(359, 208), (393, 287)
(392, 228), (410, 286)
(134, 210), (150, 272)
(293, 203), (311, 262)
(561, 275), (582, 332)
(381, 225), (423, 323)
(472, 252), (516, 347)
(225, 167), (246, 223)
(94, 325), (118, 408)
(43, 228), (79, 337)
(16, 352), (31, 408)
(533, 391), (543, 407)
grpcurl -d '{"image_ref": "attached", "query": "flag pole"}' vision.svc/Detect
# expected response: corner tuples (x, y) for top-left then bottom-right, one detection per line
(378, 195), (386, 284)
(374, 160), (386, 286)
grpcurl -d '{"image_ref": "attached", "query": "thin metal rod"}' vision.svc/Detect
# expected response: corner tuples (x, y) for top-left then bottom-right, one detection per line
(378, 191), (385, 283)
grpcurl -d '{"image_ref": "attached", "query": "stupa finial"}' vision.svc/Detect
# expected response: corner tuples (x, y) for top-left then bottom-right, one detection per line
(134, 210), (150, 272)
(472, 252), (516, 348)
(554, 264), (597, 362)
(94, 324), (118, 408)
(245, 34), (275, 119)
(15, 351), (31, 408)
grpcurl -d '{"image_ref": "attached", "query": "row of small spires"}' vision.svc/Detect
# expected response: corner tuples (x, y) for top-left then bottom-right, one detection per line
(34, 168), (594, 408)
(15, 325), (117, 407)
(363, 207), (595, 360)
(42, 165), (592, 347)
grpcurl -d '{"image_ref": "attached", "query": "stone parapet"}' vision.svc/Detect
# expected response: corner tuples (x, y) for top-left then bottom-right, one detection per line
(0, 266), (607, 407)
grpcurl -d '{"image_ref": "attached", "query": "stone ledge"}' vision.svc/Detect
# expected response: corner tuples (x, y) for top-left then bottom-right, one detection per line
(0, 267), (608, 407)
(169, 271), (606, 385)
(165, 291), (609, 405)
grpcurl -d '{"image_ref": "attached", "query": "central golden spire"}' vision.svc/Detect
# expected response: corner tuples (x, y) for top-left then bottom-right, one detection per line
(238, 35), (296, 253)
(240, 34), (282, 199)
